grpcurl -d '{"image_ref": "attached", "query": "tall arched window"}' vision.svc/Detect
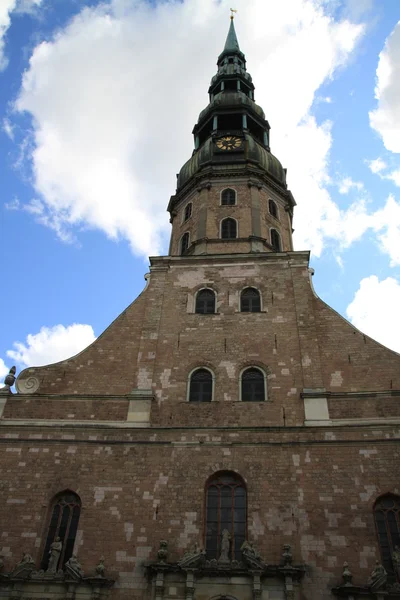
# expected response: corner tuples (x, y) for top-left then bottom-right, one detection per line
(271, 229), (281, 252)
(189, 368), (213, 402)
(180, 232), (190, 255)
(221, 218), (237, 239)
(205, 472), (246, 561)
(184, 203), (192, 222)
(196, 289), (216, 314)
(41, 491), (81, 571)
(374, 494), (400, 581)
(241, 367), (266, 402)
(240, 288), (261, 312)
(268, 199), (278, 219)
(221, 188), (236, 206)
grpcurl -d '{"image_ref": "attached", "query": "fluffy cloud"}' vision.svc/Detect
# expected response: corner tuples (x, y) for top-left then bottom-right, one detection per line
(346, 276), (400, 353)
(369, 21), (400, 153)
(0, 0), (42, 70)
(367, 157), (387, 174)
(338, 176), (364, 194)
(14, 0), (364, 258)
(0, 358), (10, 381)
(6, 323), (96, 368)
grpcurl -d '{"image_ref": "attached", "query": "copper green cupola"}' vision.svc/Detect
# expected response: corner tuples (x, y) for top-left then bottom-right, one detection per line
(168, 16), (296, 258)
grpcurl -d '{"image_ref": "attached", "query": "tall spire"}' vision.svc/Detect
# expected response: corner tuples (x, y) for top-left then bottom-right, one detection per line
(223, 15), (240, 53)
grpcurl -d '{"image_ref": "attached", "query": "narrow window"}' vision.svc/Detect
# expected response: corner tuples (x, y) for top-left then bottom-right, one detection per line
(240, 288), (261, 313)
(269, 199), (278, 219)
(196, 289), (216, 314)
(271, 229), (281, 252)
(221, 218), (237, 239)
(241, 368), (265, 402)
(41, 491), (81, 571)
(205, 472), (246, 561)
(374, 494), (400, 581)
(189, 369), (213, 402)
(180, 232), (190, 255)
(184, 203), (192, 222)
(221, 188), (236, 206)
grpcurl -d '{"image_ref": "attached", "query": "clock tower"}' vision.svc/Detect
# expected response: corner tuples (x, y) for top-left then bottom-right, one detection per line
(168, 16), (295, 257)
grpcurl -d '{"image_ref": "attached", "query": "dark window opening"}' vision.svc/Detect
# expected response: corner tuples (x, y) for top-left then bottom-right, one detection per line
(180, 232), (190, 255)
(269, 199), (278, 219)
(240, 288), (261, 313)
(221, 218), (237, 239)
(374, 494), (400, 582)
(271, 229), (281, 252)
(41, 492), (81, 571)
(184, 203), (192, 222)
(217, 113), (242, 131)
(205, 472), (246, 560)
(241, 368), (265, 402)
(196, 289), (216, 314)
(221, 188), (236, 206)
(198, 117), (214, 146)
(189, 369), (212, 402)
(248, 117), (265, 145)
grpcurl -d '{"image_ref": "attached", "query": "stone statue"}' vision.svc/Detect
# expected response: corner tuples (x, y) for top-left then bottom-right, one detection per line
(369, 561), (387, 592)
(342, 562), (353, 586)
(95, 556), (105, 577)
(65, 554), (84, 579)
(282, 544), (293, 566)
(218, 529), (231, 563)
(12, 553), (36, 578)
(178, 543), (206, 569)
(241, 540), (265, 570)
(47, 537), (62, 573)
(0, 366), (16, 394)
(157, 540), (168, 563)
(392, 546), (400, 579)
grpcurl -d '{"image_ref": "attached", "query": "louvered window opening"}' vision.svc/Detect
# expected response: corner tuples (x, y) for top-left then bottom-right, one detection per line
(221, 189), (236, 206)
(221, 218), (237, 239)
(41, 493), (81, 570)
(196, 289), (216, 314)
(269, 199), (278, 218)
(241, 288), (261, 312)
(206, 474), (246, 560)
(241, 368), (265, 402)
(271, 229), (281, 252)
(184, 203), (192, 221)
(374, 495), (400, 581)
(189, 369), (212, 402)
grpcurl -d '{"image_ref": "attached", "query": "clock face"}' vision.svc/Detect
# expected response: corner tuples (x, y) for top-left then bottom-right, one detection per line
(216, 136), (243, 151)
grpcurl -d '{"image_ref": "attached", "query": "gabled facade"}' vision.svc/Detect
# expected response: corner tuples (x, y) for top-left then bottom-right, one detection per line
(1, 17), (400, 600)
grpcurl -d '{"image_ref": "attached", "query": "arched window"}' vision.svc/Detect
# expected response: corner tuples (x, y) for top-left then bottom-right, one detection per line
(269, 199), (278, 219)
(196, 289), (216, 314)
(221, 188), (236, 206)
(184, 203), (192, 222)
(271, 229), (281, 252)
(241, 368), (265, 402)
(374, 494), (400, 581)
(189, 368), (213, 402)
(41, 491), (81, 571)
(180, 232), (190, 255)
(240, 288), (261, 313)
(205, 472), (246, 561)
(221, 218), (237, 239)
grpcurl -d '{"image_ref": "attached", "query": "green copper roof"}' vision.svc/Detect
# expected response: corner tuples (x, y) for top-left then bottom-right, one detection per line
(223, 18), (240, 53)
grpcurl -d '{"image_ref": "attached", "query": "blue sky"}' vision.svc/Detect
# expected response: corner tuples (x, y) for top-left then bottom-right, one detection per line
(1, 0), (400, 380)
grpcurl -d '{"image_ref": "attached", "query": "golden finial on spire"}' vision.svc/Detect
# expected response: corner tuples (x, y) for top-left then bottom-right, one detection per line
(230, 8), (237, 20)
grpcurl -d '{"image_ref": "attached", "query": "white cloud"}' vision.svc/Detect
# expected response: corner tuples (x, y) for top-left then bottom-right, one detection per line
(6, 323), (96, 368)
(346, 275), (400, 353)
(0, 358), (10, 382)
(338, 176), (364, 194)
(2, 117), (14, 140)
(13, 0), (364, 258)
(369, 21), (400, 153)
(366, 157), (387, 174)
(0, 0), (42, 71)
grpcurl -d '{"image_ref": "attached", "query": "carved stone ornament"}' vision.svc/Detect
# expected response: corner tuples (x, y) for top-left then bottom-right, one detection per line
(368, 561), (387, 592)
(218, 529), (231, 564)
(12, 553), (36, 579)
(64, 554), (84, 580)
(178, 543), (206, 569)
(0, 366), (16, 394)
(47, 537), (62, 574)
(392, 546), (400, 580)
(282, 544), (293, 567)
(157, 540), (168, 563)
(16, 375), (40, 394)
(95, 556), (105, 578)
(342, 562), (353, 587)
(240, 540), (266, 570)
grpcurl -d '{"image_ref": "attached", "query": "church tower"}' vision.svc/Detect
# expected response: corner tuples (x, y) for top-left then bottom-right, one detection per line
(1, 16), (400, 600)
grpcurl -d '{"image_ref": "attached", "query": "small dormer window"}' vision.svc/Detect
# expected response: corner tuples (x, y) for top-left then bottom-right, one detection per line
(184, 203), (192, 222)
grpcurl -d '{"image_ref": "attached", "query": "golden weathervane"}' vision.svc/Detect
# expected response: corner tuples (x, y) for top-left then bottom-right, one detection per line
(230, 8), (237, 19)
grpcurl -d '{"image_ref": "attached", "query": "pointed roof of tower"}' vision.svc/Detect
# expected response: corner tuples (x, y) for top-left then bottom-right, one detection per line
(223, 17), (240, 53)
